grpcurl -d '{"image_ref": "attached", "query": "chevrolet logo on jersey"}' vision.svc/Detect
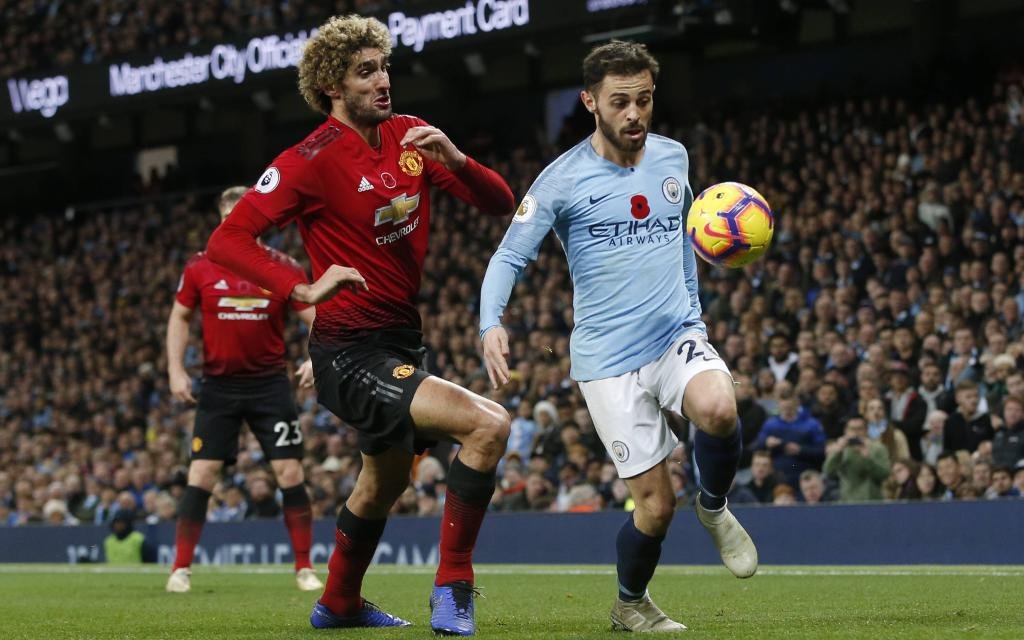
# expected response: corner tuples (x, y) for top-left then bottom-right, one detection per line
(374, 193), (420, 226)
(217, 297), (271, 312)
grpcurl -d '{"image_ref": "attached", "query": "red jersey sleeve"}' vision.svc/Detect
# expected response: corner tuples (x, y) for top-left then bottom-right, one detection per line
(241, 150), (322, 228)
(405, 117), (514, 217)
(174, 255), (202, 309)
(276, 252), (313, 313)
(207, 200), (308, 299)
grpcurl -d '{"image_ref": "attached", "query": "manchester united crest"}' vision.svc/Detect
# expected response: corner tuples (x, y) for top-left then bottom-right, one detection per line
(399, 150), (423, 177)
(393, 364), (415, 379)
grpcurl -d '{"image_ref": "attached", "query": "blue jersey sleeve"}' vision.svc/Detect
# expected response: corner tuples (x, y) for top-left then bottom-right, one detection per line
(479, 165), (568, 337)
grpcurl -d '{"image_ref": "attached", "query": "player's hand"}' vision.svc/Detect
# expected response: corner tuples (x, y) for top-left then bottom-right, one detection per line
(297, 359), (315, 388)
(169, 369), (196, 405)
(765, 435), (783, 449)
(292, 265), (368, 304)
(482, 326), (511, 390)
(784, 442), (801, 456)
(400, 126), (467, 172)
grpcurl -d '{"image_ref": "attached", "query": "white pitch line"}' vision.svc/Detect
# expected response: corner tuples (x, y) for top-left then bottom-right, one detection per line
(0, 565), (1021, 577)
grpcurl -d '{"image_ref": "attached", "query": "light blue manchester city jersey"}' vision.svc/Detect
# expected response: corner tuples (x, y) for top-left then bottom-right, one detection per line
(480, 134), (706, 381)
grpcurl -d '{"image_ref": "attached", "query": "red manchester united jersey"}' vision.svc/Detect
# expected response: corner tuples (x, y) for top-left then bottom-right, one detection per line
(232, 114), (513, 346)
(176, 249), (309, 377)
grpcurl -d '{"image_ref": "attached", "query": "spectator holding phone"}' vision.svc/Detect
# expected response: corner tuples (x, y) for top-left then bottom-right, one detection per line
(823, 416), (891, 502)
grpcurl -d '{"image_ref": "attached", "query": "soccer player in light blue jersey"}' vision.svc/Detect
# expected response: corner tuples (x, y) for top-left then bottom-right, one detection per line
(479, 41), (758, 632)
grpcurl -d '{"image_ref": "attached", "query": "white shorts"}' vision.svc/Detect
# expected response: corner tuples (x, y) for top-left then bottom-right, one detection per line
(578, 331), (732, 478)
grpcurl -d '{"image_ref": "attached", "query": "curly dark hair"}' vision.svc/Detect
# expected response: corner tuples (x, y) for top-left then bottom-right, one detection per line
(298, 15), (392, 115)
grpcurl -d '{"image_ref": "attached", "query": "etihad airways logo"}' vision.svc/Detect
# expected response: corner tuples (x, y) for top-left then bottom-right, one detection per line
(217, 296), (270, 320)
(587, 214), (681, 248)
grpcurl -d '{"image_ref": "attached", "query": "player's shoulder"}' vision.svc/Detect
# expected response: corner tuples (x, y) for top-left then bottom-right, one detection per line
(535, 138), (590, 186)
(283, 118), (346, 163)
(184, 251), (208, 269)
(384, 113), (428, 135)
(647, 133), (688, 159)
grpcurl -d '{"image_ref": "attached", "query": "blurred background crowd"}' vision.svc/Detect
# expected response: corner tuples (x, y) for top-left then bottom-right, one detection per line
(0, 0), (433, 76)
(2, 64), (1023, 528)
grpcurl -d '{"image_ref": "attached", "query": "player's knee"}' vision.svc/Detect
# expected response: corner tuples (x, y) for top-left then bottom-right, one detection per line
(187, 461), (220, 490)
(639, 496), (676, 530)
(349, 480), (405, 513)
(274, 461), (304, 488)
(468, 403), (511, 461)
(695, 397), (737, 438)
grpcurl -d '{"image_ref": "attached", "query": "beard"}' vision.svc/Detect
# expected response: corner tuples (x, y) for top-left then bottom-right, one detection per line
(595, 108), (647, 153)
(344, 91), (392, 127)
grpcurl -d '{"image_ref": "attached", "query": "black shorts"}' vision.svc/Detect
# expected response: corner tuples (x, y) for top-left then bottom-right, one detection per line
(310, 329), (434, 456)
(192, 373), (302, 463)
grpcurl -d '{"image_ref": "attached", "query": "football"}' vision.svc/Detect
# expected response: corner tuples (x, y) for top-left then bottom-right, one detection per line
(686, 181), (774, 268)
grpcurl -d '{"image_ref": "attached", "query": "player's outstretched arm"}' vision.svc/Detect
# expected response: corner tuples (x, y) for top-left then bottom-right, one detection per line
(482, 326), (511, 389)
(207, 199), (307, 299)
(480, 247), (530, 389)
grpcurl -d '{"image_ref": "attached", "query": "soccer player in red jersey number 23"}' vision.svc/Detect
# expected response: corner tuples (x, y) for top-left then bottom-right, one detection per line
(166, 186), (322, 594)
(206, 14), (515, 635)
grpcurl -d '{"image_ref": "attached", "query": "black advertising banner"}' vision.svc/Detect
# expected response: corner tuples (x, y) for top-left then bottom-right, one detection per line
(1, 0), (652, 125)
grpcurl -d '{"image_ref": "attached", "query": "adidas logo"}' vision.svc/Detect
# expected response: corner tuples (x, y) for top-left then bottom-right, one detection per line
(214, 279), (229, 290)
(357, 177), (374, 192)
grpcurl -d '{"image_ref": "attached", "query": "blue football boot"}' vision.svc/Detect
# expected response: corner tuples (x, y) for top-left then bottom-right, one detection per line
(310, 599), (412, 629)
(430, 581), (477, 636)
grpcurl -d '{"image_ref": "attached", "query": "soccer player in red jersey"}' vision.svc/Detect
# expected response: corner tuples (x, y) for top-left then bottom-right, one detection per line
(206, 15), (515, 635)
(166, 186), (322, 594)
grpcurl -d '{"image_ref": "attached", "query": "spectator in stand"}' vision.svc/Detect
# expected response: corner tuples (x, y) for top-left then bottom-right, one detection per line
(734, 374), (768, 468)
(245, 478), (282, 519)
(884, 459), (920, 500)
(986, 466), (1020, 499)
(210, 485), (247, 522)
(936, 452), (967, 500)
(745, 450), (781, 504)
(944, 380), (995, 454)
(823, 416), (891, 502)
(798, 470), (828, 505)
(971, 460), (993, 496)
(918, 362), (952, 416)
(766, 334), (799, 385)
(920, 410), (948, 467)
(991, 397), (1024, 468)
(772, 484), (797, 506)
(885, 362), (927, 460)
(864, 398), (911, 463)
(520, 472), (555, 511)
(811, 381), (847, 441)
(912, 464), (943, 501)
(507, 401), (537, 463)
(944, 329), (984, 387)
(754, 394), (827, 488)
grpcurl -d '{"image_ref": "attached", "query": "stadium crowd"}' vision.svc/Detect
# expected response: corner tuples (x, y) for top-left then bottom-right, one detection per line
(0, 0), (430, 76)
(1, 73), (1024, 527)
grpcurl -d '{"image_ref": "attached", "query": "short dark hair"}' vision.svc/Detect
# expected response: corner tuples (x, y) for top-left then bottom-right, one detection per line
(954, 379), (979, 393)
(582, 40), (660, 93)
(936, 451), (958, 465)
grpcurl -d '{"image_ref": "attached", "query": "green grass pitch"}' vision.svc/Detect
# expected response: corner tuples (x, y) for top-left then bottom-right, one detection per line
(1, 564), (1022, 639)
